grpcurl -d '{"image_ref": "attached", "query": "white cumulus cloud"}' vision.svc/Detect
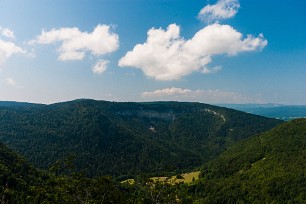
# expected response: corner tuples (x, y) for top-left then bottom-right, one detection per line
(30, 25), (119, 61)
(92, 59), (109, 74)
(142, 87), (260, 104)
(198, 0), (240, 23)
(119, 23), (267, 81)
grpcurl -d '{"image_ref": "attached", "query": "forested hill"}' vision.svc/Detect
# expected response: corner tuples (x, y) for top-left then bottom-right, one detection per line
(0, 119), (305, 203)
(191, 118), (306, 203)
(0, 99), (282, 177)
(0, 101), (44, 108)
(0, 142), (125, 203)
(0, 142), (44, 202)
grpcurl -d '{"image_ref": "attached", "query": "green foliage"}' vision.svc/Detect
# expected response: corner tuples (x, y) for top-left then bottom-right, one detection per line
(121, 175), (193, 203)
(191, 119), (306, 203)
(29, 172), (125, 203)
(0, 100), (282, 177)
(0, 142), (43, 203)
(0, 118), (305, 203)
(0, 146), (126, 203)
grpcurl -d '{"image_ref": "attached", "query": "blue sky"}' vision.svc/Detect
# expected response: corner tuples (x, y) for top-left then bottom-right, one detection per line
(0, 0), (305, 104)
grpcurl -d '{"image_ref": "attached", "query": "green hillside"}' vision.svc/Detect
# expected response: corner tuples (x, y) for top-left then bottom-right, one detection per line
(189, 119), (306, 203)
(0, 142), (126, 203)
(0, 101), (44, 108)
(0, 142), (44, 203)
(0, 110), (304, 203)
(0, 99), (282, 177)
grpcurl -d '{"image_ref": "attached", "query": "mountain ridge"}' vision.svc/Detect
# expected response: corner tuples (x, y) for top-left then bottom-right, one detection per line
(0, 99), (282, 178)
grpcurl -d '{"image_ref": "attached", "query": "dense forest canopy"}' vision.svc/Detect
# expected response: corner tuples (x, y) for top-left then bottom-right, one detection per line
(1, 116), (305, 203)
(0, 99), (282, 177)
(191, 118), (306, 203)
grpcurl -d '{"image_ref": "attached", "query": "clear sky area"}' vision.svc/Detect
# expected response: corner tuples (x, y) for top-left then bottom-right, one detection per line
(0, 0), (305, 104)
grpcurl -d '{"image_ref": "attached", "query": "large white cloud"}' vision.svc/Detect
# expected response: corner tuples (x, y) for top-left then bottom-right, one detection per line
(142, 87), (260, 104)
(119, 23), (267, 80)
(0, 39), (26, 66)
(30, 25), (119, 61)
(198, 0), (240, 23)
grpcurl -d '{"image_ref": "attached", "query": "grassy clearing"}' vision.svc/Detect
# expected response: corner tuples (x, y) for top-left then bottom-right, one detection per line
(121, 171), (200, 185)
(122, 178), (135, 185)
(152, 171), (200, 184)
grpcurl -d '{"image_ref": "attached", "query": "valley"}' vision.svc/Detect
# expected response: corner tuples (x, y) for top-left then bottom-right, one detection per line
(1, 0), (305, 203)
(220, 103), (306, 121)
(0, 100), (305, 203)
(0, 99), (281, 178)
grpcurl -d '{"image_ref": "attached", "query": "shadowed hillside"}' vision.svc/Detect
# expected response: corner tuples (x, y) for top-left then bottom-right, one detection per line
(0, 99), (282, 177)
(190, 119), (306, 203)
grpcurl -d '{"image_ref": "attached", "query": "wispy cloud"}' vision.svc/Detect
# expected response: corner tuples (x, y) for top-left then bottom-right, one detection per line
(30, 25), (119, 61)
(198, 0), (240, 23)
(5, 77), (17, 86)
(92, 59), (109, 74)
(5, 77), (23, 88)
(119, 23), (267, 80)
(201, 66), (222, 74)
(0, 27), (28, 68)
(142, 87), (261, 104)
(143, 87), (192, 97)
(0, 39), (26, 67)
(1, 27), (15, 39)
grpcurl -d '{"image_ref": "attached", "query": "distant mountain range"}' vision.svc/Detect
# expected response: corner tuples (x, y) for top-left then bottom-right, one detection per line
(0, 99), (281, 178)
(219, 103), (306, 120)
(2, 101), (305, 121)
